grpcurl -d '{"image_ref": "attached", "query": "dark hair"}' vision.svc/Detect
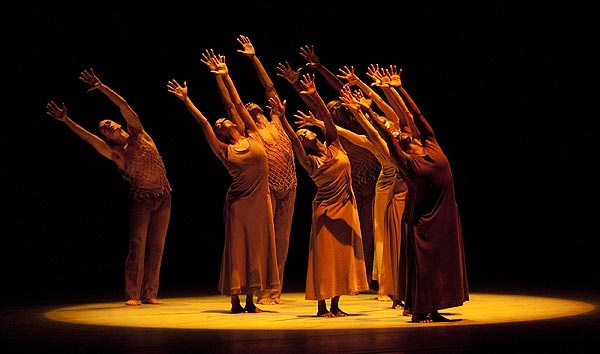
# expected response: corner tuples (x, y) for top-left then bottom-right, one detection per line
(244, 102), (263, 113)
(327, 99), (363, 133)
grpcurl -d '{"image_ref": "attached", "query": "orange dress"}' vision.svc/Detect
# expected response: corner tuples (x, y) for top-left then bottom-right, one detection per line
(217, 132), (280, 295)
(303, 142), (370, 300)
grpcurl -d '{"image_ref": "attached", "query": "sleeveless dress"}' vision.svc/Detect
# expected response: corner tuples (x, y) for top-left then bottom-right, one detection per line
(399, 139), (469, 314)
(372, 160), (407, 297)
(218, 132), (280, 295)
(303, 142), (370, 300)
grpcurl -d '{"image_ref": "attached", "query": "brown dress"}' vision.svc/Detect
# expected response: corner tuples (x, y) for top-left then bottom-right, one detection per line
(217, 132), (280, 295)
(399, 138), (469, 314)
(303, 142), (370, 300)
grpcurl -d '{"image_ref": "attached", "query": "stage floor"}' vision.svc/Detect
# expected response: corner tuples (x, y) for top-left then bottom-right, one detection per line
(3, 287), (599, 353)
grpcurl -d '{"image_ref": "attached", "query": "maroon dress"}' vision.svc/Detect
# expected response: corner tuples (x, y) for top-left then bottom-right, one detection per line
(399, 134), (469, 315)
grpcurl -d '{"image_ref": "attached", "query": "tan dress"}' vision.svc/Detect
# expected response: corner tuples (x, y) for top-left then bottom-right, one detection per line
(217, 132), (280, 295)
(303, 142), (369, 300)
(376, 163), (407, 297)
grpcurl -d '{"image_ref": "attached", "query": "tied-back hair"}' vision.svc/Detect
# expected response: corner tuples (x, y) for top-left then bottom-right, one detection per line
(244, 101), (264, 114)
(214, 117), (231, 142)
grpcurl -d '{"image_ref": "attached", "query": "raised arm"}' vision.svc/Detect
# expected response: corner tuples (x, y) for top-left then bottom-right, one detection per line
(79, 68), (142, 133)
(397, 78), (435, 141)
(268, 96), (311, 171)
(367, 64), (419, 138)
(276, 61), (320, 112)
(336, 65), (401, 129)
(45, 100), (116, 160)
(236, 34), (288, 128)
(166, 79), (228, 161)
(369, 111), (411, 175)
(208, 51), (259, 135)
(298, 74), (338, 144)
(293, 99), (373, 151)
(338, 86), (391, 161)
(299, 44), (344, 92)
(200, 49), (245, 135)
(237, 35), (278, 101)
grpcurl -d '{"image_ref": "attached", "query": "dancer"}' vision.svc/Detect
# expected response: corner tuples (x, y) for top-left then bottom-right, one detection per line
(45, 68), (172, 306)
(296, 82), (409, 308)
(359, 68), (469, 323)
(298, 45), (380, 291)
(167, 50), (279, 313)
(271, 74), (369, 317)
(236, 35), (298, 305)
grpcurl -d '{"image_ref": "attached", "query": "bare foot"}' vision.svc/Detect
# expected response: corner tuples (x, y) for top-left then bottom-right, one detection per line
(230, 303), (245, 314)
(378, 294), (392, 302)
(429, 311), (451, 322)
(245, 306), (263, 313)
(142, 298), (163, 305)
(391, 298), (405, 309)
(331, 309), (349, 317)
(125, 299), (141, 306)
(272, 298), (286, 304)
(257, 298), (276, 305)
(410, 313), (432, 323)
(317, 311), (334, 318)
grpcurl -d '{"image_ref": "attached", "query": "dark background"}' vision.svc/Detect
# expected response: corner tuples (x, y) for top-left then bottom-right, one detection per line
(4, 2), (595, 305)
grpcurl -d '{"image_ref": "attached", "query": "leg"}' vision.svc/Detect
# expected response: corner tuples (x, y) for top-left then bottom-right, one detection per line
(244, 291), (263, 313)
(125, 198), (151, 304)
(272, 189), (295, 303)
(317, 299), (333, 317)
(355, 183), (376, 289)
(372, 176), (391, 299)
(142, 194), (171, 304)
(255, 190), (279, 306)
(231, 295), (244, 314)
(329, 296), (348, 317)
(257, 190), (296, 305)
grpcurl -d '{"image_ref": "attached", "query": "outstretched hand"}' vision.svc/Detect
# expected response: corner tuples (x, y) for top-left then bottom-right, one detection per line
(200, 49), (227, 75)
(236, 35), (255, 56)
(339, 86), (361, 111)
(266, 96), (286, 118)
(293, 110), (317, 128)
(351, 88), (372, 109)
(166, 79), (188, 100)
(336, 66), (359, 86)
(79, 68), (101, 93)
(276, 62), (302, 84)
(200, 49), (218, 70)
(299, 74), (316, 95)
(299, 45), (320, 67)
(46, 100), (67, 121)
(386, 65), (402, 87)
(366, 64), (389, 87)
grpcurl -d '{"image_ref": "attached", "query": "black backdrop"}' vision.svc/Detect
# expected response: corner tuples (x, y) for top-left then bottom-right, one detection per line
(4, 2), (595, 304)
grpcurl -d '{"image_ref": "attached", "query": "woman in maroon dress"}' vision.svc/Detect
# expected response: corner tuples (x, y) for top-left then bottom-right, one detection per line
(366, 69), (469, 323)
